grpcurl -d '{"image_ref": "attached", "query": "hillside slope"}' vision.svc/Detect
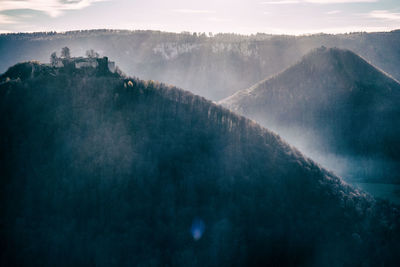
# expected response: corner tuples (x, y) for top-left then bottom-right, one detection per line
(0, 62), (399, 266)
(1, 30), (400, 100)
(221, 47), (400, 183)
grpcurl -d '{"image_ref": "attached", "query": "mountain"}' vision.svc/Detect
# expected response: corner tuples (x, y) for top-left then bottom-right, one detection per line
(220, 47), (400, 183)
(1, 30), (400, 100)
(0, 60), (400, 266)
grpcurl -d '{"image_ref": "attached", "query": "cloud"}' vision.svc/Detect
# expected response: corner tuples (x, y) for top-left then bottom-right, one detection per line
(369, 10), (400, 21)
(305, 0), (377, 3)
(171, 9), (216, 14)
(0, 14), (16, 24)
(326, 10), (341, 14)
(0, 0), (106, 17)
(260, 1), (300, 4)
(261, 0), (377, 3)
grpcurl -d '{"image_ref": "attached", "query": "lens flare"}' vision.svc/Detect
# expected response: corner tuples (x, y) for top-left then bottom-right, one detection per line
(191, 218), (205, 241)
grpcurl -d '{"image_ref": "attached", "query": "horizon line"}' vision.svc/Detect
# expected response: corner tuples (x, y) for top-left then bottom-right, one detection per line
(1, 27), (399, 37)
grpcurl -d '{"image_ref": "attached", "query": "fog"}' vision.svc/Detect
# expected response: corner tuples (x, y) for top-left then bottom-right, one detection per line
(264, 122), (399, 184)
(1, 30), (400, 101)
(221, 47), (400, 186)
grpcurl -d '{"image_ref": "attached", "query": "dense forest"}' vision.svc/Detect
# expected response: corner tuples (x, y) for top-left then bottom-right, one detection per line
(1, 61), (400, 266)
(0, 29), (400, 100)
(221, 47), (400, 184)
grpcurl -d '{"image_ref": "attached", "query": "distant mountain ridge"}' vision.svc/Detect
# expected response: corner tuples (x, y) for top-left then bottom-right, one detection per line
(1, 29), (400, 100)
(1, 60), (400, 266)
(220, 47), (400, 183)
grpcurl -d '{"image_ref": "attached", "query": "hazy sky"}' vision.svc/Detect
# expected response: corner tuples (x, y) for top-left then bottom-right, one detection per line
(0, 0), (399, 34)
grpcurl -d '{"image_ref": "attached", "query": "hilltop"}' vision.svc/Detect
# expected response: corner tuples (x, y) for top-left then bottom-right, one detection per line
(1, 29), (400, 100)
(0, 60), (400, 266)
(220, 47), (400, 183)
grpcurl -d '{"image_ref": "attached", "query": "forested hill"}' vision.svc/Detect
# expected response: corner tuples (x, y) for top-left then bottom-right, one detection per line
(220, 47), (400, 183)
(0, 29), (400, 100)
(0, 61), (400, 266)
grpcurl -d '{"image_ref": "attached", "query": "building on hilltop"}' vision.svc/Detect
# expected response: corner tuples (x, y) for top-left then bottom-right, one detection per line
(50, 54), (116, 73)
(108, 60), (116, 73)
(74, 57), (98, 69)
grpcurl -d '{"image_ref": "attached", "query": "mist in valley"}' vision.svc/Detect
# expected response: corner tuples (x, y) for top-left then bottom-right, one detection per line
(221, 47), (400, 205)
(259, 121), (400, 191)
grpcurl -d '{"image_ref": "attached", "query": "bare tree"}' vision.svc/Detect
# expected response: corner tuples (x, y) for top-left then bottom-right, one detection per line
(86, 49), (99, 58)
(50, 52), (57, 66)
(61, 47), (71, 58)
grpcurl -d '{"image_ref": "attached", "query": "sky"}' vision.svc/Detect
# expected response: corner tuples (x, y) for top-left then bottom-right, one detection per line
(0, 0), (399, 34)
